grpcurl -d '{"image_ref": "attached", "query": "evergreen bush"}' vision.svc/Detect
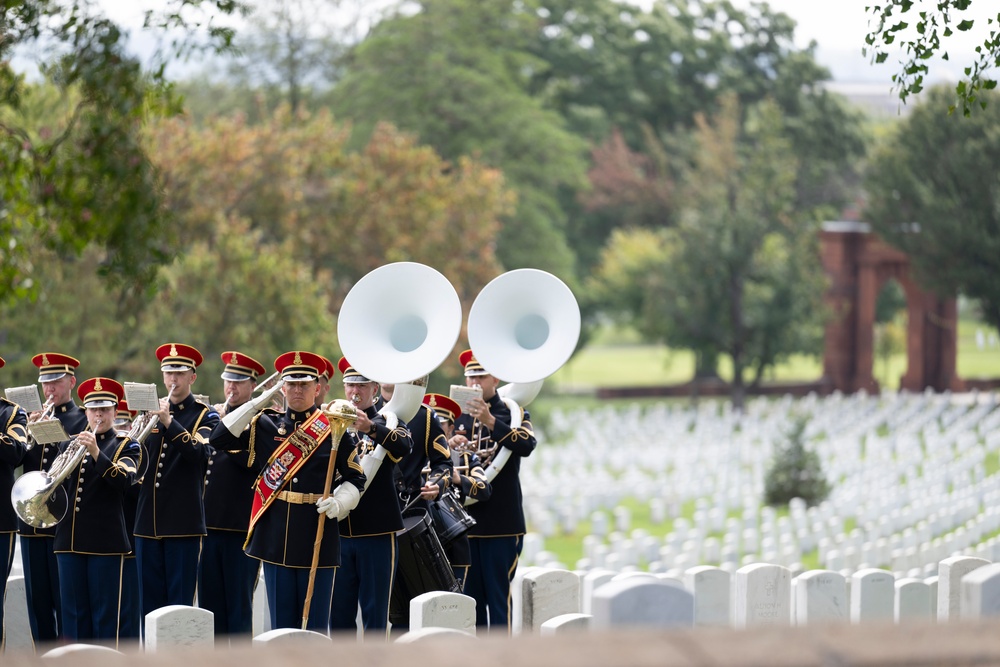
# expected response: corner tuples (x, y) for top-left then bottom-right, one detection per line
(764, 415), (831, 507)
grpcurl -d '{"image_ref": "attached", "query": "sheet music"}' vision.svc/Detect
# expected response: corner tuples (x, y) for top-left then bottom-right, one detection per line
(29, 419), (69, 445)
(449, 385), (482, 414)
(124, 382), (161, 412)
(5, 385), (43, 413)
(194, 394), (210, 406)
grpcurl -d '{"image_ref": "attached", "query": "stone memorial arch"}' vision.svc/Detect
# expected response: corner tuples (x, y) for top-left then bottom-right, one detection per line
(819, 221), (963, 394)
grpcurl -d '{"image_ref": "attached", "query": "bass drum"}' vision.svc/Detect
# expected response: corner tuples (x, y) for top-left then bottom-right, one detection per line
(428, 490), (476, 547)
(389, 508), (461, 627)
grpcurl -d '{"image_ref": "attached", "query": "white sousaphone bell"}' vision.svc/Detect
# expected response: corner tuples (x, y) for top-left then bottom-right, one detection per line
(465, 268), (581, 501)
(336, 262), (463, 490)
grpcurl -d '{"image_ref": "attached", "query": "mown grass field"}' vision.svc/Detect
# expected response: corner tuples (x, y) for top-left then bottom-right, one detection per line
(528, 317), (1000, 570)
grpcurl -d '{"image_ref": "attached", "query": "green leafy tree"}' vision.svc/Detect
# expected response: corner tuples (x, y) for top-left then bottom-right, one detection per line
(591, 97), (828, 407)
(864, 0), (1000, 114)
(865, 86), (1000, 332)
(764, 415), (830, 508)
(527, 0), (867, 274)
(0, 1), (243, 306)
(329, 0), (588, 280)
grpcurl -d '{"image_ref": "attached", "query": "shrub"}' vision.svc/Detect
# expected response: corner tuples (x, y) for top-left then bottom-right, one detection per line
(764, 415), (830, 507)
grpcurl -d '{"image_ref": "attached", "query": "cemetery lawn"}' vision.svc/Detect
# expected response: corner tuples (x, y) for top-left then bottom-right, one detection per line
(550, 318), (1000, 392)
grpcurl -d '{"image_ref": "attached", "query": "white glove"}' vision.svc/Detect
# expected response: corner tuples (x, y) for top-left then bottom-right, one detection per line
(315, 482), (361, 521)
(316, 495), (342, 520)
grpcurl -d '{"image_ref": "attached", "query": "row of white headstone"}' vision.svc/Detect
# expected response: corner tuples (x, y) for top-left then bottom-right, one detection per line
(18, 554), (1000, 656)
(521, 391), (1000, 580)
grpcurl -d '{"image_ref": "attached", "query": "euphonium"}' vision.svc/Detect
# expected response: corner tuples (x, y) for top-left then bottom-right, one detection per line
(11, 427), (92, 528)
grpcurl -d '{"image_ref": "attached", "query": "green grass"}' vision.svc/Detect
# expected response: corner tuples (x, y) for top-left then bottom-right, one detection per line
(550, 318), (1000, 392)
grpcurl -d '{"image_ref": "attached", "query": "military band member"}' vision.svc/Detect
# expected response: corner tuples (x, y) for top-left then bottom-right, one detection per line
(424, 393), (491, 590)
(0, 355), (28, 650)
(114, 400), (141, 640)
(314, 355), (334, 409)
(390, 376), (452, 514)
(135, 343), (219, 623)
(330, 357), (412, 639)
(210, 351), (366, 631)
(201, 351), (266, 640)
(452, 350), (536, 633)
(55, 378), (141, 644)
(20, 352), (87, 645)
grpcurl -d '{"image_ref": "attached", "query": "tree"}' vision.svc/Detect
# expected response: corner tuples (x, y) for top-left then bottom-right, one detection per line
(865, 0), (1000, 115)
(763, 415), (830, 508)
(0, 1), (243, 306)
(865, 85), (1000, 332)
(591, 97), (828, 407)
(526, 0), (867, 273)
(329, 0), (588, 280)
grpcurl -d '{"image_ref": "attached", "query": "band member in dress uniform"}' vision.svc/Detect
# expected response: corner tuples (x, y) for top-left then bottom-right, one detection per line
(114, 401), (141, 641)
(134, 343), (219, 623)
(201, 351), (266, 640)
(389, 376), (452, 515)
(330, 357), (412, 639)
(0, 355), (28, 650)
(210, 350), (366, 631)
(20, 352), (87, 645)
(314, 355), (334, 409)
(55, 378), (141, 644)
(424, 393), (491, 590)
(452, 350), (536, 633)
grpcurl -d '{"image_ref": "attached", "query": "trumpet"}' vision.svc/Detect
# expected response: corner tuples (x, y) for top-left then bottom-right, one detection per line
(127, 384), (176, 444)
(24, 398), (56, 451)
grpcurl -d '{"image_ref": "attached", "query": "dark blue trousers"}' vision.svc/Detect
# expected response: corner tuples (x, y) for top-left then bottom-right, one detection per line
(198, 530), (259, 637)
(119, 556), (140, 639)
(136, 536), (200, 622)
(329, 534), (397, 637)
(465, 535), (522, 633)
(0, 533), (14, 650)
(20, 535), (61, 644)
(262, 561), (334, 632)
(56, 553), (125, 643)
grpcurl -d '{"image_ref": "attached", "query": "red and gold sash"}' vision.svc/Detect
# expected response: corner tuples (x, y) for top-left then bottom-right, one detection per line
(247, 410), (332, 539)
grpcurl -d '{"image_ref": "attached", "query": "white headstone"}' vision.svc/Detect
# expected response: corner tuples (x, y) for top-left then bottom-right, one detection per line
(4, 575), (32, 653)
(581, 569), (617, 614)
(539, 613), (591, 635)
(850, 568), (894, 623)
(938, 555), (990, 621)
(409, 591), (476, 636)
(794, 570), (847, 625)
(895, 578), (933, 622)
(41, 644), (125, 659)
(512, 568), (580, 634)
(684, 566), (730, 626)
(252, 571), (270, 637)
(395, 627), (477, 643)
(960, 562), (1000, 619)
(145, 605), (214, 651)
(591, 578), (694, 629)
(253, 628), (331, 646)
(733, 563), (791, 628)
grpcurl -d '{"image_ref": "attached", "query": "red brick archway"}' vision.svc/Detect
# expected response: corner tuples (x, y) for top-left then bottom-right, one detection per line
(820, 221), (963, 394)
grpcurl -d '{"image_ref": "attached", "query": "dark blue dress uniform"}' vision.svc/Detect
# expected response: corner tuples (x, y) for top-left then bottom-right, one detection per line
(396, 402), (452, 510)
(331, 358), (412, 638)
(200, 350), (267, 639)
(135, 343), (219, 623)
(0, 363), (28, 652)
(20, 351), (86, 646)
(54, 377), (141, 645)
(454, 350), (536, 632)
(114, 401), (141, 641)
(445, 449), (491, 590)
(210, 350), (366, 632)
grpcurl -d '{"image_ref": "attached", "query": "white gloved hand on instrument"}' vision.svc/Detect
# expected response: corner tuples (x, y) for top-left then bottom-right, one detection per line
(315, 483), (361, 520)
